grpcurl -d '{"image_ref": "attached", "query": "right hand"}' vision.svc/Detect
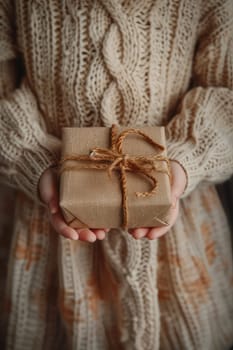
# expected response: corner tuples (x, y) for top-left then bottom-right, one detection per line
(38, 167), (110, 242)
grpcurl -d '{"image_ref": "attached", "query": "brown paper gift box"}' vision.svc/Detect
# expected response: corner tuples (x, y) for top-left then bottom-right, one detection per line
(59, 125), (172, 229)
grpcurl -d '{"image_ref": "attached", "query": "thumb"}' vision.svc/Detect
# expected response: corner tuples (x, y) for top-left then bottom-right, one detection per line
(38, 167), (59, 214)
(170, 160), (187, 204)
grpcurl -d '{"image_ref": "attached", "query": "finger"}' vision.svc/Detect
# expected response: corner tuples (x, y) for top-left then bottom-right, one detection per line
(129, 227), (150, 239)
(92, 229), (106, 240)
(50, 211), (79, 240)
(170, 161), (187, 198)
(40, 169), (57, 204)
(77, 228), (97, 243)
(147, 225), (169, 239)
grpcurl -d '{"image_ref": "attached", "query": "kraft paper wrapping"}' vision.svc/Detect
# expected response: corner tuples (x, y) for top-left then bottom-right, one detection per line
(59, 126), (172, 229)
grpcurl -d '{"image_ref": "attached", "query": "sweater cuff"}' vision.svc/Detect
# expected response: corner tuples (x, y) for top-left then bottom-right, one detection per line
(14, 135), (61, 205)
(0, 76), (62, 205)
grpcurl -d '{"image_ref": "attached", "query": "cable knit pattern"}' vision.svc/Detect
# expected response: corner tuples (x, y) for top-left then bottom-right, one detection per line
(0, 1), (233, 349)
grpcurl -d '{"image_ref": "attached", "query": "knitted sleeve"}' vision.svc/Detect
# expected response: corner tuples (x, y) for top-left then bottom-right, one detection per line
(0, 1), (61, 203)
(165, 0), (233, 198)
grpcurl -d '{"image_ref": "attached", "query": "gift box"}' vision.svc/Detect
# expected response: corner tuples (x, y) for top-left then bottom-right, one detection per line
(59, 124), (172, 229)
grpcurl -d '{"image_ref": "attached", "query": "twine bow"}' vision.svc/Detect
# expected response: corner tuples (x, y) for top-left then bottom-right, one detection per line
(59, 124), (171, 229)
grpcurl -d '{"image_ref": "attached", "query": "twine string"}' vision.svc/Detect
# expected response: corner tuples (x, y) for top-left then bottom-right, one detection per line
(59, 124), (171, 229)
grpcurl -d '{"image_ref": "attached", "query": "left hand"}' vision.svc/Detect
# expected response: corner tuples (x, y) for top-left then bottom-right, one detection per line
(38, 167), (109, 242)
(128, 160), (187, 240)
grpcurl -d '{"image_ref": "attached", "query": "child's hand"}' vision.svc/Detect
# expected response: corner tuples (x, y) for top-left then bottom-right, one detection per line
(128, 160), (187, 240)
(38, 167), (109, 242)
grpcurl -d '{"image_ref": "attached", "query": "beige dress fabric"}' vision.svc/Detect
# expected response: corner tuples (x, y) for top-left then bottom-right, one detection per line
(0, 1), (233, 349)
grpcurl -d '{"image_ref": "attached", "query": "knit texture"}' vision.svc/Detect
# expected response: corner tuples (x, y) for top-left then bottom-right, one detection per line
(0, 0), (233, 349)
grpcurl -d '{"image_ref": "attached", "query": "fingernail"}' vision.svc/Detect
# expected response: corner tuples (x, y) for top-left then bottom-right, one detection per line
(97, 231), (106, 240)
(70, 230), (79, 240)
(90, 235), (97, 242)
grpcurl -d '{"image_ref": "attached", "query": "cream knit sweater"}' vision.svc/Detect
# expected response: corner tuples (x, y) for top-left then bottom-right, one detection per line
(0, 0), (233, 349)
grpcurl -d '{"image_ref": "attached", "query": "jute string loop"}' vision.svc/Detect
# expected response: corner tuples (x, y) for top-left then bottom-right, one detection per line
(58, 124), (171, 229)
